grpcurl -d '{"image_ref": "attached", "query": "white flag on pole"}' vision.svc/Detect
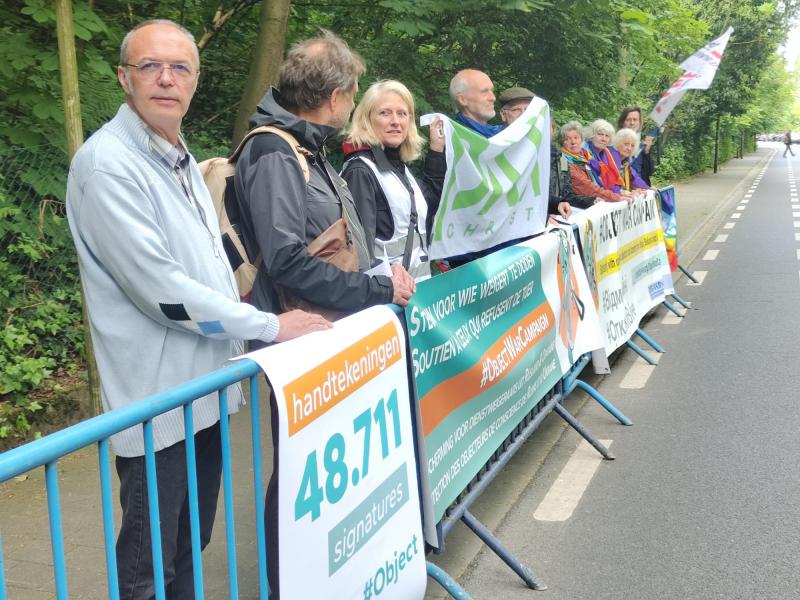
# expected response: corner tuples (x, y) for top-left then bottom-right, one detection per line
(650, 27), (734, 126)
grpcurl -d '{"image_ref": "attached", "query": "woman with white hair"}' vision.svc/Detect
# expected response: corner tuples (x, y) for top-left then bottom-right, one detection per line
(561, 120), (626, 203)
(584, 119), (630, 197)
(617, 106), (655, 185)
(613, 128), (649, 194)
(341, 80), (445, 279)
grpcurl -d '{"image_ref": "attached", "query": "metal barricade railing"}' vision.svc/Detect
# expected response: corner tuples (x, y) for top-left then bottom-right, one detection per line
(0, 359), (266, 600)
(0, 353), (472, 600)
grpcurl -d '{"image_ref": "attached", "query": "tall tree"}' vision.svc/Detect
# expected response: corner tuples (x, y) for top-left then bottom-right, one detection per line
(232, 0), (291, 145)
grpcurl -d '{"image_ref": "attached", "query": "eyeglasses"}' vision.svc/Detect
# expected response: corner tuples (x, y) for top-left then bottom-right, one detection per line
(502, 106), (526, 117)
(122, 62), (198, 81)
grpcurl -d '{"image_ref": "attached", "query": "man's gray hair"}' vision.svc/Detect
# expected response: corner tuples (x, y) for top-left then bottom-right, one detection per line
(279, 30), (365, 112)
(448, 71), (470, 107)
(120, 19), (198, 66)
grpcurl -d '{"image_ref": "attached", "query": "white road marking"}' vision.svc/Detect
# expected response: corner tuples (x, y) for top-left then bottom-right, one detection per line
(715, 234), (728, 243)
(703, 249), (719, 260)
(533, 439), (613, 522)
(737, 205), (746, 210)
(794, 221), (800, 228)
(724, 222), (736, 229)
(620, 359), (658, 389)
(793, 212), (800, 217)
(687, 271), (707, 285)
(795, 233), (800, 242)
(731, 213), (741, 219)
(796, 249), (800, 261)
(741, 199), (749, 205)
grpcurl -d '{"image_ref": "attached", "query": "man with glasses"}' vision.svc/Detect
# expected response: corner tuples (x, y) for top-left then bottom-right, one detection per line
(498, 86), (535, 126)
(67, 20), (329, 599)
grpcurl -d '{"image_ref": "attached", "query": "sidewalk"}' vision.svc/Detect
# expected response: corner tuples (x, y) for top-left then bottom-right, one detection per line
(0, 147), (775, 600)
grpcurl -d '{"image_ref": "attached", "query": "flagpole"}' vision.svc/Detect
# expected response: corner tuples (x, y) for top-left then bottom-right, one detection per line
(713, 115), (721, 173)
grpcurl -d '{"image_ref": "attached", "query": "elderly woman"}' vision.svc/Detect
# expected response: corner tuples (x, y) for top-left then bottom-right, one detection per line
(584, 119), (630, 197)
(561, 120), (626, 203)
(549, 120), (595, 215)
(341, 80), (445, 279)
(617, 106), (655, 184)
(612, 128), (649, 194)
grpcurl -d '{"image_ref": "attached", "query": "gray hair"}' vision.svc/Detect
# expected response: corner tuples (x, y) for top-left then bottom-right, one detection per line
(448, 71), (470, 106)
(559, 120), (584, 144)
(613, 128), (640, 148)
(279, 30), (365, 112)
(120, 19), (198, 66)
(586, 119), (615, 139)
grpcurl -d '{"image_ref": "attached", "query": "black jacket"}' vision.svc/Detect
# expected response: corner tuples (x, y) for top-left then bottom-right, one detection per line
(340, 145), (446, 246)
(233, 89), (393, 315)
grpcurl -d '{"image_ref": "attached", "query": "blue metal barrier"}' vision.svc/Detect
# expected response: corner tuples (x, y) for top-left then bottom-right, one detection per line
(0, 355), (470, 599)
(0, 359), (264, 600)
(563, 354), (632, 426)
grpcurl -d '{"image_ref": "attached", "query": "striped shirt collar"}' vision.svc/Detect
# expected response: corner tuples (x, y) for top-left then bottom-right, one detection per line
(143, 124), (190, 171)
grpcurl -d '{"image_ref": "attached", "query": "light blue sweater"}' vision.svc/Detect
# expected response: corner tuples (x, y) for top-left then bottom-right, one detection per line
(67, 104), (278, 456)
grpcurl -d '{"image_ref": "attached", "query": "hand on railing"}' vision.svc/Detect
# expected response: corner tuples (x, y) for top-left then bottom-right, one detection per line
(275, 310), (333, 342)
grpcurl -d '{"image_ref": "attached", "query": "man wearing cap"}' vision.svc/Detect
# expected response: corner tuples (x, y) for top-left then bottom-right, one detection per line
(497, 86), (590, 219)
(498, 86), (536, 126)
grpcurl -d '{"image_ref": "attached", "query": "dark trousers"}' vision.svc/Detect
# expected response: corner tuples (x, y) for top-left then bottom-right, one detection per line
(265, 387), (280, 599)
(115, 422), (223, 600)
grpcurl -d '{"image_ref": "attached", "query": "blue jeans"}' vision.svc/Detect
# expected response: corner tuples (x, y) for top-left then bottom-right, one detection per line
(115, 422), (222, 600)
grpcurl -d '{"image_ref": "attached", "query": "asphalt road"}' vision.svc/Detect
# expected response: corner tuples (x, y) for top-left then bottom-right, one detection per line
(1, 145), (790, 600)
(456, 146), (800, 599)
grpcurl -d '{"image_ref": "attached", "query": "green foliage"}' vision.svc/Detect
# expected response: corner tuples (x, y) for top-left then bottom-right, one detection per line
(0, 148), (84, 443)
(0, 0), (798, 445)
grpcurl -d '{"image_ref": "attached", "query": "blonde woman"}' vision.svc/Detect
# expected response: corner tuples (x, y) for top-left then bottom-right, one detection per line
(341, 80), (445, 279)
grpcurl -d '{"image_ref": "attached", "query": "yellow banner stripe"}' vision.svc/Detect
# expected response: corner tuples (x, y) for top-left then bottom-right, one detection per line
(596, 230), (664, 283)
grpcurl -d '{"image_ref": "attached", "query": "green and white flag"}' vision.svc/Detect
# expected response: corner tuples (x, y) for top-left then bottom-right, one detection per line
(421, 98), (551, 260)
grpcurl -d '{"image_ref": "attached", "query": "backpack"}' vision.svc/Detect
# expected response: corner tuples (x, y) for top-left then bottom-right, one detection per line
(198, 126), (310, 300)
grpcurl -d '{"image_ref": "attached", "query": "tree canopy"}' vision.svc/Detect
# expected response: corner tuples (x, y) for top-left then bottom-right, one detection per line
(0, 0), (798, 445)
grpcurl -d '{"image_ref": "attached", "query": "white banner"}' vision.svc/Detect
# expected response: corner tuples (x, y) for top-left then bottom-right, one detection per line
(650, 27), (734, 126)
(571, 194), (674, 356)
(244, 306), (426, 600)
(421, 97), (550, 259)
(535, 223), (607, 370)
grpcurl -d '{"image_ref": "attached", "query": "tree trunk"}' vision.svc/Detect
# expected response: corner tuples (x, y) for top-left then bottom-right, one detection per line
(232, 0), (291, 145)
(55, 0), (83, 158)
(618, 44), (628, 89)
(55, 0), (102, 416)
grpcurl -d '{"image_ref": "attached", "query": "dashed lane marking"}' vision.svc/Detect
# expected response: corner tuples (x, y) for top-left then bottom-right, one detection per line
(533, 439), (613, 522)
(687, 271), (707, 286)
(620, 358), (658, 389)
(703, 249), (719, 260)
(724, 222), (736, 229)
(715, 234), (728, 243)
